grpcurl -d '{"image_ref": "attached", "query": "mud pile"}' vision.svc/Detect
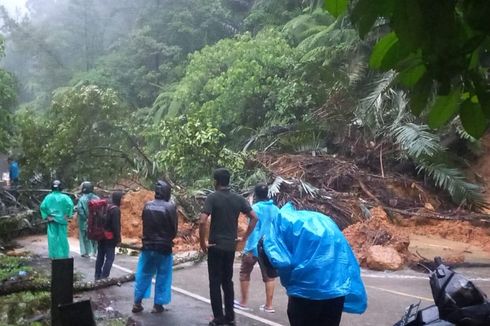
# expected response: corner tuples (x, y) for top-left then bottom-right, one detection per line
(120, 190), (251, 252)
(344, 205), (490, 270)
(343, 207), (410, 270)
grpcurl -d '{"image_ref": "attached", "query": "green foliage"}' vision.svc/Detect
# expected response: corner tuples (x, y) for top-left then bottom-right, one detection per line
(0, 291), (50, 325)
(0, 69), (17, 152)
(323, 0), (348, 18)
(15, 85), (131, 185)
(418, 159), (486, 210)
(150, 116), (245, 183)
(392, 123), (486, 208)
(323, 0), (490, 138)
(0, 256), (31, 281)
(154, 29), (311, 131)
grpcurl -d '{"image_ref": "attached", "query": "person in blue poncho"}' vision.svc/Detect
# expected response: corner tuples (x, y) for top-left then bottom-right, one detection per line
(8, 157), (20, 187)
(263, 203), (367, 326)
(235, 183), (279, 313)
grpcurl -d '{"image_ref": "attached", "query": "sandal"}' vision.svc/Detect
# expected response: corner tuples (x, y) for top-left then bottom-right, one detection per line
(259, 304), (275, 313)
(131, 303), (144, 313)
(233, 299), (252, 311)
(151, 304), (165, 313)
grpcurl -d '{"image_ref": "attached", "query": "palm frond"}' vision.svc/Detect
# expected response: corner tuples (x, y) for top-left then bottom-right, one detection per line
(417, 159), (487, 210)
(392, 123), (444, 158)
(355, 71), (396, 130)
(299, 179), (319, 197)
(268, 176), (293, 198)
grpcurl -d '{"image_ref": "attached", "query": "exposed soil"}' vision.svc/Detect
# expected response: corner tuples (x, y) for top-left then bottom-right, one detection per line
(343, 206), (411, 269)
(69, 189), (251, 253)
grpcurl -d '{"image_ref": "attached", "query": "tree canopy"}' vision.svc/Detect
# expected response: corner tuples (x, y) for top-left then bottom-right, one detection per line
(0, 0), (488, 208)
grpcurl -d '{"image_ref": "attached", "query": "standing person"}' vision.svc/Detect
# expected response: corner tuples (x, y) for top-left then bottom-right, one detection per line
(95, 191), (123, 280)
(264, 203), (367, 326)
(132, 180), (177, 314)
(234, 183), (279, 313)
(7, 157), (19, 187)
(199, 168), (258, 326)
(77, 181), (99, 257)
(40, 180), (74, 259)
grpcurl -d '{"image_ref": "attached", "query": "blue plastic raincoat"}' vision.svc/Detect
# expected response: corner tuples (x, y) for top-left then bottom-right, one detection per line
(264, 203), (367, 314)
(243, 200), (280, 257)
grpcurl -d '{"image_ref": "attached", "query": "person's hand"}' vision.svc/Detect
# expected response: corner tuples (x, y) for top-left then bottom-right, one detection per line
(200, 241), (208, 254)
(236, 237), (243, 242)
(47, 216), (54, 222)
(200, 241), (215, 253)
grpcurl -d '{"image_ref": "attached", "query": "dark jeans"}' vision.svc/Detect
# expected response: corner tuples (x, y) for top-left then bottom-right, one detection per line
(207, 247), (235, 323)
(287, 295), (345, 326)
(95, 242), (116, 280)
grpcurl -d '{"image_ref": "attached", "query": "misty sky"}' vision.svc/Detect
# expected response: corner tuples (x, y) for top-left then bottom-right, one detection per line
(0, 0), (27, 16)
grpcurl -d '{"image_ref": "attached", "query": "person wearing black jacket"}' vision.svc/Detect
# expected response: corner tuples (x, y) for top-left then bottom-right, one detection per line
(132, 180), (178, 314)
(95, 191), (123, 280)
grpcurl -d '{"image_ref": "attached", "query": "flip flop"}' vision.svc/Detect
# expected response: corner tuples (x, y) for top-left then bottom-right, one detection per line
(259, 304), (275, 313)
(233, 300), (252, 311)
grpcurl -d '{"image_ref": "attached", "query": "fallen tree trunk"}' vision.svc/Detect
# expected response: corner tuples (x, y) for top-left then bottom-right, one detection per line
(0, 251), (204, 296)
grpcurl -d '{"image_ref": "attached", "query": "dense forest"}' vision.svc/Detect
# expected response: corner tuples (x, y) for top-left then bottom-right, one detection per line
(0, 0), (489, 209)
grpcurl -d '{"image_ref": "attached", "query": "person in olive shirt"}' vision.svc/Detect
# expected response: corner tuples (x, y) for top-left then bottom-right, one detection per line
(199, 168), (258, 326)
(95, 191), (123, 280)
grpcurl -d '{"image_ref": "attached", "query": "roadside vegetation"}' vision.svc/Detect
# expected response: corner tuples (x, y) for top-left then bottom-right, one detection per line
(0, 0), (488, 208)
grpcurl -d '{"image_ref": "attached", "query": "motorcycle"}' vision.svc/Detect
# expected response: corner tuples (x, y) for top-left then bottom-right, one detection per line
(394, 257), (490, 326)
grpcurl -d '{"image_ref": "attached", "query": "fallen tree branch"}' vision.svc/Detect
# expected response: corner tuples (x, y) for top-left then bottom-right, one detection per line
(0, 252), (204, 296)
(364, 203), (490, 222)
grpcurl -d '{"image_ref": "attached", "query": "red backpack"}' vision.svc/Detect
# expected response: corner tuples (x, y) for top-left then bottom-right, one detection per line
(87, 199), (114, 241)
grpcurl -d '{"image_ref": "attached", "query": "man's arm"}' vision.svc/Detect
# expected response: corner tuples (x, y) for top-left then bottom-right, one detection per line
(40, 196), (51, 221)
(65, 195), (74, 219)
(112, 207), (121, 244)
(241, 210), (258, 243)
(199, 212), (209, 253)
(170, 205), (178, 240)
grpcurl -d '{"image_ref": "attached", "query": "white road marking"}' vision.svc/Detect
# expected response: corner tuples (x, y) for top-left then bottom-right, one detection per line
(362, 271), (490, 282)
(69, 246), (284, 326)
(366, 286), (433, 302)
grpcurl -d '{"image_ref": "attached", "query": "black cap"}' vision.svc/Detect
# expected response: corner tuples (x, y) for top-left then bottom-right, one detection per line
(81, 181), (94, 194)
(52, 180), (63, 191)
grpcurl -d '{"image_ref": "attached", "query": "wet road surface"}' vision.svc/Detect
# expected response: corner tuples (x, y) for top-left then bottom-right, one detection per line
(17, 236), (490, 326)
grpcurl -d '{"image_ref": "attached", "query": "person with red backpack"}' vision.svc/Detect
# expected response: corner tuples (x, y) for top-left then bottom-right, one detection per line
(94, 191), (123, 280)
(77, 181), (99, 257)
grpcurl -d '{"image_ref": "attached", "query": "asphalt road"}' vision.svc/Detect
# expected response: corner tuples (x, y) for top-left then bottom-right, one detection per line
(17, 236), (490, 326)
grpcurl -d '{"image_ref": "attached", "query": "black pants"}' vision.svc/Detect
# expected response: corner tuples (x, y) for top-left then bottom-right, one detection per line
(95, 242), (116, 280)
(287, 296), (345, 326)
(208, 247), (235, 322)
